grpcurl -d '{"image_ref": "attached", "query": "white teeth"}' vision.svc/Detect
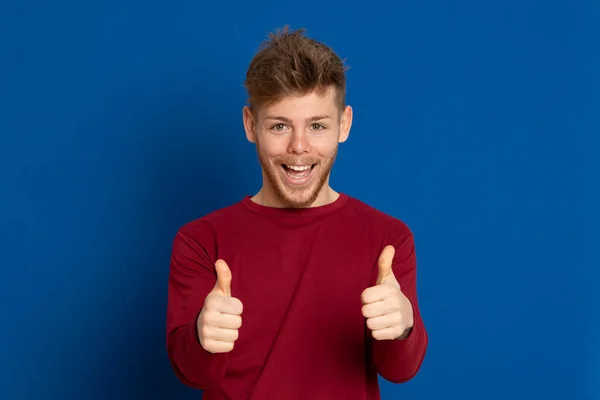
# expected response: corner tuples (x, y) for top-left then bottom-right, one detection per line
(287, 165), (311, 171)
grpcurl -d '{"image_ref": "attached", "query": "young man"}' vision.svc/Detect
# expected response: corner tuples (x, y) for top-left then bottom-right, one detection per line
(166, 26), (428, 399)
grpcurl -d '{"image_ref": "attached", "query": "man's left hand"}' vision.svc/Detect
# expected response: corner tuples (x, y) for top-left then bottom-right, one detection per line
(361, 245), (414, 340)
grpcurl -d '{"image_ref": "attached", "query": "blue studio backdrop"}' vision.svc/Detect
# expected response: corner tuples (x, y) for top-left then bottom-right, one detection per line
(1, 1), (598, 399)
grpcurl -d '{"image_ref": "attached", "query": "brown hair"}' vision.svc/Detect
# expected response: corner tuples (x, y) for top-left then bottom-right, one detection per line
(244, 26), (348, 116)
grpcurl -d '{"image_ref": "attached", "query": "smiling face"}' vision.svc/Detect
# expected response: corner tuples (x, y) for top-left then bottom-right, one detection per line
(243, 86), (352, 208)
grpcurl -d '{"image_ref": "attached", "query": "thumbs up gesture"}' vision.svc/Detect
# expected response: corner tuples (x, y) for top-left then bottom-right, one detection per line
(361, 245), (414, 340)
(197, 259), (244, 353)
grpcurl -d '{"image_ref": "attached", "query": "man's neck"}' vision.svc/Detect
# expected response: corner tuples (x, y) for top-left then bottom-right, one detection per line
(252, 187), (339, 208)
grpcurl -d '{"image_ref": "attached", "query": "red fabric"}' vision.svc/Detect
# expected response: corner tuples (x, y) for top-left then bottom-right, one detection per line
(166, 194), (428, 399)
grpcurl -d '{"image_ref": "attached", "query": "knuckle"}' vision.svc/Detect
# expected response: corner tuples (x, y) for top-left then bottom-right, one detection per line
(200, 311), (211, 325)
(221, 342), (234, 352)
(234, 298), (244, 314)
(361, 292), (368, 305)
(203, 311), (218, 326)
(395, 313), (403, 325)
(201, 325), (212, 339)
(362, 304), (370, 316)
(202, 339), (214, 351)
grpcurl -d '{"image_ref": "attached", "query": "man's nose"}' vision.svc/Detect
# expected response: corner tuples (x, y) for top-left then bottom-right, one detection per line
(288, 130), (311, 154)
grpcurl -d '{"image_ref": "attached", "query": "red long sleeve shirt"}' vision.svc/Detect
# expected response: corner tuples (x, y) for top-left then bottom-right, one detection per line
(166, 193), (428, 399)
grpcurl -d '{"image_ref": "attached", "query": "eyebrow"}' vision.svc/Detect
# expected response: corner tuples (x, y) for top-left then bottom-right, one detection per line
(264, 114), (332, 123)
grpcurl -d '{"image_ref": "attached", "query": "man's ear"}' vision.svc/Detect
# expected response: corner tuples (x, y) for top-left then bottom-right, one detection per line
(338, 105), (352, 143)
(243, 106), (257, 143)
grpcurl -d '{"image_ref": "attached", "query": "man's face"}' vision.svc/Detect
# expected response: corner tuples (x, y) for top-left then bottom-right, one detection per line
(243, 87), (352, 208)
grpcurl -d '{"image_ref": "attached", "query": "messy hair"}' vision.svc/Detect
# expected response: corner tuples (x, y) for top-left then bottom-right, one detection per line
(244, 26), (349, 116)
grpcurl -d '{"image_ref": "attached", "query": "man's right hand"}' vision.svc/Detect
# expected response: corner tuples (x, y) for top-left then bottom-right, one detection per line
(197, 259), (243, 354)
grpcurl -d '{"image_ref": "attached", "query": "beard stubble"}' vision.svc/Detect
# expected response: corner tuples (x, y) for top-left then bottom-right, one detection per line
(256, 142), (338, 209)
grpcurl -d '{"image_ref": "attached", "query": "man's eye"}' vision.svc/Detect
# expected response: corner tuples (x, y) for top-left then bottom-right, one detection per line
(311, 123), (325, 131)
(272, 124), (286, 131)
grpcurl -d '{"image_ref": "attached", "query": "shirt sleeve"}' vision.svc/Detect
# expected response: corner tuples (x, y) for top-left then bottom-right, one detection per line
(166, 220), (228, 389)
(369, 218), (428, 383)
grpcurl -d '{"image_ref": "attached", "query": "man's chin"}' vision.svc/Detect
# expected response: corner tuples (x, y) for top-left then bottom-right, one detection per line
(278, 189), (318, 208)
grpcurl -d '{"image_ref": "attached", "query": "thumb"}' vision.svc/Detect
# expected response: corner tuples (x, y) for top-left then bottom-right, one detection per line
(214, 259), (232, 296)
(376, 245), (396, 286)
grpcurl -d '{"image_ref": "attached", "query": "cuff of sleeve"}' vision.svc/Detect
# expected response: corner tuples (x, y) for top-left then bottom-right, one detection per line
(371, 312), (427, 382)
(180, 316), (228, 387)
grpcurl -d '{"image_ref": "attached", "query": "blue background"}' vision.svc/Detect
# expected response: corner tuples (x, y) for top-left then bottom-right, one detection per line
(1, 1), (598, 399)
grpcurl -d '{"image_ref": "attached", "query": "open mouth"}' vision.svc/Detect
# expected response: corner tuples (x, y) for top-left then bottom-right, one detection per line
(281, 164), (316, 182)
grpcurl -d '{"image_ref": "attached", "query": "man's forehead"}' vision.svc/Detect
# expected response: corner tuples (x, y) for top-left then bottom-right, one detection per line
(258, 90), (338, 121)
